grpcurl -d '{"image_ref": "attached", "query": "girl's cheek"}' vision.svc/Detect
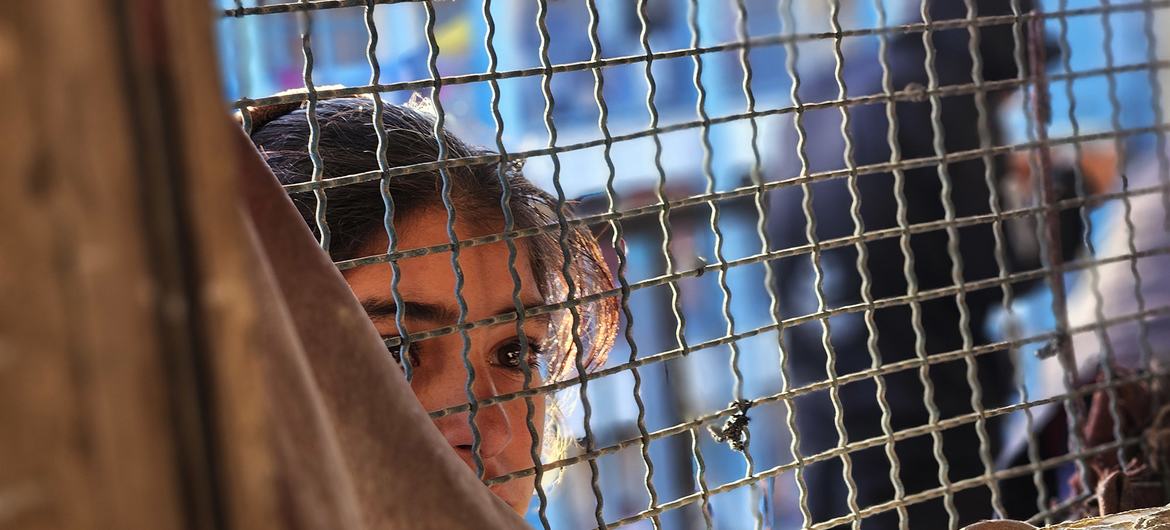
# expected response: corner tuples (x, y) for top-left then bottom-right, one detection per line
(503, 401), (542, 465)
(530, 394), (546, 435)
(407, 373), (438, 412)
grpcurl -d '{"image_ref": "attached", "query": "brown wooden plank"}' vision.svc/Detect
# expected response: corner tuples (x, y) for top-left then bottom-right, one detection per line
(0, 1), (189, 529)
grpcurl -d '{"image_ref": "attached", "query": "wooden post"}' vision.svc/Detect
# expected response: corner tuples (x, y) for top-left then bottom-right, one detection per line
(0, 1), (273, 528)
(1, 2), (532, 529)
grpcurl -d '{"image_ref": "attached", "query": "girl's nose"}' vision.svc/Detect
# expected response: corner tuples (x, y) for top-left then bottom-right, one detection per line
(466, 367), (514, 462)
(429, 356), (515, 468)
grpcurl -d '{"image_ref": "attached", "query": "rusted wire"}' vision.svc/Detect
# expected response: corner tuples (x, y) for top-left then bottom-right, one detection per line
(227, 1), (1170, 527)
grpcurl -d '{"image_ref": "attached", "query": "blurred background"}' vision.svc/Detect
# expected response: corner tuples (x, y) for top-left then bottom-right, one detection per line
(214, 0), (1170, 527)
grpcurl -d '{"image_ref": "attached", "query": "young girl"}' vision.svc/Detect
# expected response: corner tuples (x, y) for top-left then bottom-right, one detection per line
(247, 96), (618, 514)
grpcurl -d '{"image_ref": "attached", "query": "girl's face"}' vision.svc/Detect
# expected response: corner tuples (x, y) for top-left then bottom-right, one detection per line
(342, 208), (547, 514)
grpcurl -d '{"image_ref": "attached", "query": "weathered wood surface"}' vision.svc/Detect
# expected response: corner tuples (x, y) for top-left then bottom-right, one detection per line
(0, 1), (528, 529)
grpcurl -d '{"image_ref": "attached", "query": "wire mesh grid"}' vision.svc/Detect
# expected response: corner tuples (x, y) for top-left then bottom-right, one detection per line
(220, 0), (1170, 528)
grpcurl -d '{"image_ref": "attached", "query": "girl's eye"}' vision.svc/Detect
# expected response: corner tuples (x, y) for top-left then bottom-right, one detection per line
(493, 339), (540, 372)
(384, 338), (416, 369)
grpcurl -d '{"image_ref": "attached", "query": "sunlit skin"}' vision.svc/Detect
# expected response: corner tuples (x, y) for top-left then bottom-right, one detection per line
(341, 207), (547, 514)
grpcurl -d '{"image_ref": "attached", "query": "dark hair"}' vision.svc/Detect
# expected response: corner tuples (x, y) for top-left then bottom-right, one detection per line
(246, 96), (617, 383)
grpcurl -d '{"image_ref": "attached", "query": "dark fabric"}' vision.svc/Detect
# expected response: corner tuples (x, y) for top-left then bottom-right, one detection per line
(766, 3), (1043, 527)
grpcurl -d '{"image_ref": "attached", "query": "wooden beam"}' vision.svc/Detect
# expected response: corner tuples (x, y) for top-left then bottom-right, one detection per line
(0, 1), (274, 528)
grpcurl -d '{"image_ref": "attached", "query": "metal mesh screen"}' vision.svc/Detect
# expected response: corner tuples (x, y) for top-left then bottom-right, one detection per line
(217, 0), (1170, 528)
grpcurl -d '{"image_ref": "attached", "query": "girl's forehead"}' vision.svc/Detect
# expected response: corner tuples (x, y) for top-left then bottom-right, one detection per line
(346, 211), (545, 322)
(397, 241), (536, 293)
(395, 206), (506, 247)
(360, 211), (536, 283)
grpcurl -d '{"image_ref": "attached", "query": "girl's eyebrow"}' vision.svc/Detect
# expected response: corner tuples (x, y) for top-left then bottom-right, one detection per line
(360, 299), (459, 324)
(359, 297), (553, 327)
